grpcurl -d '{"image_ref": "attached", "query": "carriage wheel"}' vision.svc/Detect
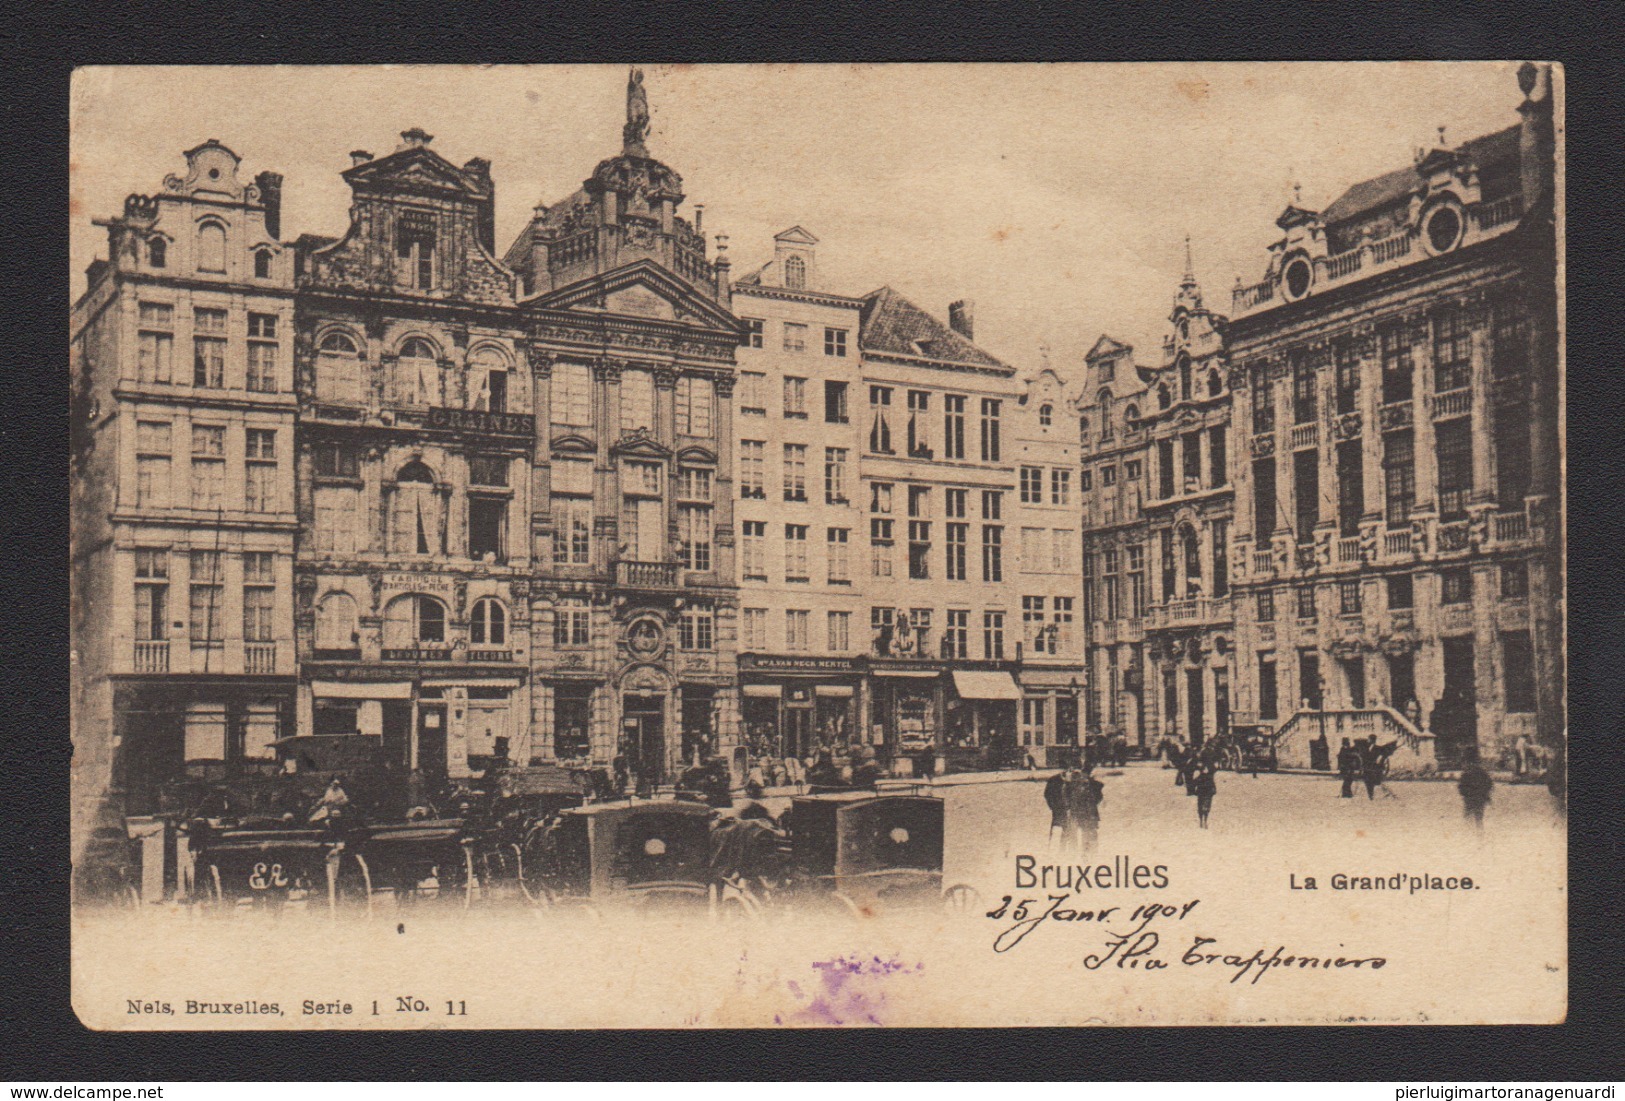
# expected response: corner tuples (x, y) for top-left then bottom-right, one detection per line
(942, 883), (981, 915)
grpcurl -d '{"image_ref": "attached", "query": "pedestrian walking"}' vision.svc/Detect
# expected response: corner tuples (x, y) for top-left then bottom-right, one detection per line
(1043, 768), (1074, 848)
(1188, 760), (1217, 829)
(1069, 764), (1105, 854)
(1458, 761), (1494, 828)
(1336, 738), (1362, 798)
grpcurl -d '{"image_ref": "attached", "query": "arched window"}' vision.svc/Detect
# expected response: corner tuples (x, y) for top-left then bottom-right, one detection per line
(469, 347), (509, 413)
(784, 254), (807, 290)
(1208, 367), (1224, 398)
(196, 221), (226, 273)
(1178, 354), (1193, 403)
(395, 338), (440, 406)
(254, 249), (272, 279)
(470, 597), (507, 646)
(383, 594), (446, 648)
(316, 331), (362, 404)
(1098, 390), (1114, 440)
(315, 592), (359, 650)
(1157, 383), (1172, 410)
(1038, 403), (1053, 428)
(148, 237), (167, 269)
(391, 461), (440, 555)
(1078, 416), (1089, 443)
(1124, 403), (1140, 424)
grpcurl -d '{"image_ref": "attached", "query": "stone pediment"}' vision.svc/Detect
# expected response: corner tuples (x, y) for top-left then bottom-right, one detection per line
(611, 428), (673, 459)
(1085, 334), (1131, 362)
(345, 149), (486, 197)
(530, 260), (739, 331)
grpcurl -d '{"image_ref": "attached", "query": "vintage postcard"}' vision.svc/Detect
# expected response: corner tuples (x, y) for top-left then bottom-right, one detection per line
(69, 62), (1565, 1028)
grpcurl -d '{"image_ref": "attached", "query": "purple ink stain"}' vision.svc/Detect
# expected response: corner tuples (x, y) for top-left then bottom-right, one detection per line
(782, 954), (923, 1026)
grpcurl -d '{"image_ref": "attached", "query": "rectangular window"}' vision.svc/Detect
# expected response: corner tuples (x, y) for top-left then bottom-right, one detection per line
(742, 608), (767, 651)
(1159, 529), (1176, 601)
(741, 318), (764, 349)
(827, 528), (851, 583)
(1052, 529), (1074, 573)
(1441, 567), (1473, 605)
(624, 460), (663, 497)
(783, 444), (807, 501)
(247, 313), (278, 392)
(1021, 697), (1048, 747)
(468, 497), (507, 562)
(1493, 304), (1528, 380)
(194, 307), (226, 335)
(1339, 579), (1362, 615)
(1127, 544), (1146, 618)
(784, 524), (809, 580)
(981, 490), (1002, 521)
(620, 369), (654, 433)
(982, 610), (1005, 660)
(134, 562), (168, 642)
(1256, 589), (1275, 623)
(188, 551), (223, 644)
(1337, 439), (1364, 537)
(1021, 527), (1044, 572)
(946, 522), (968, 581)
(553, 598), (590, 647)
(550, 496), (592, 565)
(784, 609), (810, 651)
(870, 518), (893, 578)
(314, 443), (359, 480)
(1052, 597), (1074, 651)
(982, 525), (1003, 582)
(192, 336), (225, 389)
(1381, 324), (1414, 406)
(675, 376), (714, 436)
(869, 386), (893, 453)
(908, 484), (931, 519)
(135, 421), (172, 508)
(945, 488), (967, 519)
(190, 425), (225, 511)
(908, 520), (932, 580)
(871, 481), (893, 515)
(943, 394), (967, 459)
(979, 398), (1002, 461)
(551, 456), (592, 497)
(1208, 425), (1228, 488)
(741, 520), (767, 579)
(1433, 307), (1473, 393)
(824, 447), (848, 503)
(1159, 439), (1177, 499)
(313, 486), (359, 554)
(552, 363), (593, 426)
(739, 440), (766, 499)
(1436, 417), (1473, 520)
(1020, 466), (1043, 504)
(1502, 631), (1536, 712)
(944, 609), (969, 659)
(1292, 353), (1317, 425)
(138, 303), (174, 384)
(1253, 368), (1276, 434)
(1102, 547), (1121, 620)
(1103, 465), (1117, 487)
(679, 605), (715, 651)
(1383, 430), (1415, 526)
(1293, 448), (1319, 544)
(1296, 585), (1316, 620)
(1495, 414), (1531, 509)
(783, 323), (808, 353)
(245, 428), (278, 513)
(678, 467), (712, 503)
(1334, 343), (1360, 415)
(827, 610), (851, 652)
(553, 688), (591, 760)
(1211, 517), (1229, 598)
(824, 380), (849, 424)
(468, 454), (509, 487)
(243, 577), (275, 644)
(738, 371), (767, 415)
(1182, 430), (1203, 492)
(1051, 468), (1071, 506)
(783, 375), (807, 417)
(907, 390), (932, 457)
(1501, 561), (1529, 599)
(678, 505), (711, 571)
(1024, 595), (1048, 652)
(824, 327), (848, 357)
(1387, 573), (1414, 610)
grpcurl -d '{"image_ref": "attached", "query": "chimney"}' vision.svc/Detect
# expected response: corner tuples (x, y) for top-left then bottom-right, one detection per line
(399, 128), (433, 151)
(948, 299), (975, 341)
(714, 234), (731, 309)
(693, 204), (704, 235)
(254, 171), (283, 239)
(350, 150), (373, 168)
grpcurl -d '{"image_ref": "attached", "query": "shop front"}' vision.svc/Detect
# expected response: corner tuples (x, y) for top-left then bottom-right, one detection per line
(945, 670), (1022, 772)
(737, 655), (863, 763)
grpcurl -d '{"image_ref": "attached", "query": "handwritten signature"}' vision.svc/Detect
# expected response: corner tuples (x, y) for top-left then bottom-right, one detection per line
(985, 895), (1387, 983)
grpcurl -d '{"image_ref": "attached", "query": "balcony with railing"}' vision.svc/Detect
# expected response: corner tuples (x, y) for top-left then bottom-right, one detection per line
(1430, 388), (1472, 421)
(1270, 706), (1434, 771)
(133, 640), (169, 674)
(1383, 528), (1413, 558)
(1146, 596), (1233, 630)
(1289, 422), (1318, 451)
(1473, 194), (1523, 231)
(1252, 549), (1275, 577)
(245, 642), (278, 675)
(1494, 509), (1529, 544)
(1336, 536), (1362, 565)
(616, 559), (680, 590)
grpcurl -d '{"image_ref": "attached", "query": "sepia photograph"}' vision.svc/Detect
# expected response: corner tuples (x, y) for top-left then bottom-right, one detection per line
(67, 61), (1564, 1029)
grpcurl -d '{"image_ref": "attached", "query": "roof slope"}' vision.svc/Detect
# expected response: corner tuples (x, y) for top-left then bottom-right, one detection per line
(1321, 124), (1520, 226)
(858, 286), (1006, 369)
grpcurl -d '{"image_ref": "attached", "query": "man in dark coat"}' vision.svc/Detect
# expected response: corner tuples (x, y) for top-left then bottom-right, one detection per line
(807, 750), (842, 789)
(1458, 762), (1494, 828)
(1309, 733), (1331, 772)
(1335, 739), (1363, 798)
(1069, 765), (1105, 853)
(1044, 768), (1080, 848)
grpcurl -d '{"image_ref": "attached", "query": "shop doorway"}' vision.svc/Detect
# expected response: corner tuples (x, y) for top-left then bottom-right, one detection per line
(1213, 668), (1230, 742)
(623, 694), (666, 786)
(416, 702), (447, 779)
(1437, 638), (1478, 764)
(1186, 667), (1206, 746)
(382, 700), (412, 767)
(785, 708), (812, 760)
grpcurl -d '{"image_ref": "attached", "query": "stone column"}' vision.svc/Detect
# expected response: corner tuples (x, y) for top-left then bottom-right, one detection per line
(1410, 313), (1439, 515)
(1468, 307), (1495, 506)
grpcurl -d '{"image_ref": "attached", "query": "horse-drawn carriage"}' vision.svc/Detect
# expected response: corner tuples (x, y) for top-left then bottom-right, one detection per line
(521, 799), (716, 915)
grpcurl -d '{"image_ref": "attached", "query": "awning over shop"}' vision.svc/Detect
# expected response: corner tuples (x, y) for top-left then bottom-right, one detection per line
(951, 670), (1023, 701)
(873, 669), (939, 679)
(742, 684), (783, 698)
(814, 685), (855, 698)
(311, 680), (413, 700)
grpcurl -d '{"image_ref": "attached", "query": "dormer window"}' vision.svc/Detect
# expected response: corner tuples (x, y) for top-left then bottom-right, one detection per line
(784, 254), (806, 290)
(396, 211), (436, 290)
(1282, 255), (1313, 301)
(1424, 203), (1464, 255)
(196, 221), (226, 274)
(148, 238), (167, 269)
(253, 249), (272, 280)
(1039, 404), (1053, 428)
